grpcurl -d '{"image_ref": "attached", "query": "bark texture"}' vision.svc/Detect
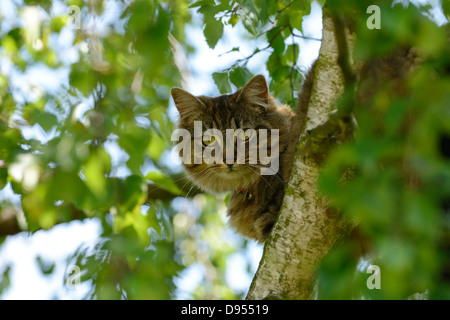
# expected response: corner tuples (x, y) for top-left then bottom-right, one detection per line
(246, 12), (355, 300)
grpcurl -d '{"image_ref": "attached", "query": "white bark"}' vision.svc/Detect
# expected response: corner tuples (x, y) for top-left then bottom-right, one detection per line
(247, 13), (355, 300)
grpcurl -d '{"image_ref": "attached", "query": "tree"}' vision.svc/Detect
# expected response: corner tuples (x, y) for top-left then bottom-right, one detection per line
(0, 0), (449, 299)
(248, 1), (450, 299)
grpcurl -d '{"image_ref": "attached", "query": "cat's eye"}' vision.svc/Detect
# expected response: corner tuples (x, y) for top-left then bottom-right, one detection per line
(203, 135), (216, 146)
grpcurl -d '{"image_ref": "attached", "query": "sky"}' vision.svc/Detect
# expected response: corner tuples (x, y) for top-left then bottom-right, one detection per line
(0, 0), (322, 299)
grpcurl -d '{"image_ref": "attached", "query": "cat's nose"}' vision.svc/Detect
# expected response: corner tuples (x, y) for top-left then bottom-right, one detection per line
(226, 163), (233, 168)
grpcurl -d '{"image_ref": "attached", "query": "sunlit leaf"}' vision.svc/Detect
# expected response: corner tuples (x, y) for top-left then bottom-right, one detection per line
(203, 14), (224, 49)
(229, 67), (252, 88)
(146, 171), (183, 196)
(213, 71), (232, 94)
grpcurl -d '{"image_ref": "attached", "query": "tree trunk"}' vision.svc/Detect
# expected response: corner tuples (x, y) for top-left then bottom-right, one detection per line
(247, 12), (355, 300)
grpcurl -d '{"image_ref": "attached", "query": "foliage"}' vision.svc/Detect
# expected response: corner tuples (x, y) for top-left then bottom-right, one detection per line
(0, 0), (449, 299)
(318, 0), (450, 299)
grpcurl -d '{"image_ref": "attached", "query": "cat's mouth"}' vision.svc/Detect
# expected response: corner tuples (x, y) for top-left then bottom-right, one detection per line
(221, 163), (245, 173)
(187, 163), (260, 194)
(218, 164), (259, 179)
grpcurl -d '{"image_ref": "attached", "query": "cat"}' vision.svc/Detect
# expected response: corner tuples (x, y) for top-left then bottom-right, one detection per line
(171, 65), (315, 243)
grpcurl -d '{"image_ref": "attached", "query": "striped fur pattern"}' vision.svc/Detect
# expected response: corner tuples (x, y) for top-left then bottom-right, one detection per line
(171, 68), (315, 243)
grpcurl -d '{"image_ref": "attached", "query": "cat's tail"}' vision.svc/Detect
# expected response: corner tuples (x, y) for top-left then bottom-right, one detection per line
(283, 61), (317, 179)
(293, 60), (317, 141)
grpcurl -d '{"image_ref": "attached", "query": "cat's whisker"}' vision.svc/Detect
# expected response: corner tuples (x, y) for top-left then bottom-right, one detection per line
(244, 166), (280, 194)
(183, 169), (218, 197)
(249, 164), (285, 188)
(170, 67), (305, 243)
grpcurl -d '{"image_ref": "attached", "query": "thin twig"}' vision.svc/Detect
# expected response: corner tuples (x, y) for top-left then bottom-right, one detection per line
(276, 0), (296, 16)
(288, 26), (297, 100)
(224, 25), (288, 71)
(291, 31), (322, 41)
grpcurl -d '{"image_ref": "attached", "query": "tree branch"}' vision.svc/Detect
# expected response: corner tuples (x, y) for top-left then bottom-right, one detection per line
(0, 173), (202, 238)
(302, 12), (357, 164)
(247, 10), (356, 300)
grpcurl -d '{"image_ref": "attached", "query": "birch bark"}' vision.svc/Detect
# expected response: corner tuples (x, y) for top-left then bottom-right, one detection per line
(247, 12), (355, 300)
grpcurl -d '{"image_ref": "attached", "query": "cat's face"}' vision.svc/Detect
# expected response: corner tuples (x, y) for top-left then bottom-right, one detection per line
(171, 76), (286, 194)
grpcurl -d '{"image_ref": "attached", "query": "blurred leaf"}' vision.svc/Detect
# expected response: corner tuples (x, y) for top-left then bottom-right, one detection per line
(190, 0), (215, 8)
(267, 28), (285, 55)
(36, 256), (55, 275)
(117, 175), (147, 214)
(228, 14), (239, 27)
(0, 168), (7, 191)
(267, 51), (290, 82)
(83, 149), (110, 198)
(118, 125), (150, 174)
(441, 1), (450, 19)
(146, 171), (183, 196)
(255, 0), (277, 25)
(0, 266), (11, 295)
(69, 62), (97, 96)
(286, 44), (299, 65)
(23, 105), (58, 132)
(24, 0), (52, 13)
(147, 131), (166, 161)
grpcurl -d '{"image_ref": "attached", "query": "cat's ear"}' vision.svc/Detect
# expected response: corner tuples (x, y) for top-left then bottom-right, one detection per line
(171, 88), (206, 120)
(238, 75), (269, 109)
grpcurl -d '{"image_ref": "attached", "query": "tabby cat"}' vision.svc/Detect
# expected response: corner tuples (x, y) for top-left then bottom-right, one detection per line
(171, 65), (315, 243)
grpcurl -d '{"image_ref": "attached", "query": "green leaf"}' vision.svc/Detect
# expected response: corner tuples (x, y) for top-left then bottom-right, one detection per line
(146, 171), (183, 196)
(147, 131), (165, 161)
(24, 0), (52, 13)
(287, 8), (303, 32)
(23, 107), (58, 132)
(36, 256), (55, 275)
(229, 67), (252, 88)
(255, 0), (277, 25)
(189, 0), (215, 8)
(224, 193), (231, 206)
(267, 28), (285, 55)
(118, 125), (151, 174)
(69, 62), (97, 96)
(267, 51), (289, 82)
(286, 43), (299, 65)
(118, 175), (148, 213)
(228, 14), (239, 27)
(50, 16), (66, 33)
(83, 150), (110, 198)
(203, 15), (224, 49)
(0, 167), (8, 191)
(0, 265), (11, 295)
(443, 0), (450, 19)
(213, 72), (232, 94)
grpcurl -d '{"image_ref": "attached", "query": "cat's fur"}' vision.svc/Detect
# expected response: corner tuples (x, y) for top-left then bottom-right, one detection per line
(171, 65), (315, 243)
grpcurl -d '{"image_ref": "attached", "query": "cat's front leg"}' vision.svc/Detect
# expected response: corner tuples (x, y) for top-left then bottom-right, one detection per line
(227, 186), (284, 244)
